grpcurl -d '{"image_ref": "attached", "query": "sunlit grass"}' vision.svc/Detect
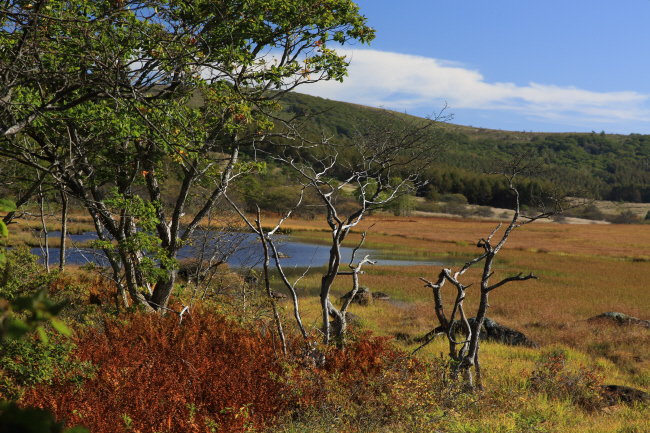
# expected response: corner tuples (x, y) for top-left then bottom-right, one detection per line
(259, 214), (650, 424)
(6, 209), (648, 431)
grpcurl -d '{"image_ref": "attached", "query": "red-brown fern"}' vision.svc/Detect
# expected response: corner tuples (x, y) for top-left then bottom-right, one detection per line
(23, 310), (288, 432)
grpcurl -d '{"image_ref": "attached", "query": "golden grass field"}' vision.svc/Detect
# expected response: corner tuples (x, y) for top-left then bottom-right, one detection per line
(257, 213), (650, 432)
(4, 209), (650, 431)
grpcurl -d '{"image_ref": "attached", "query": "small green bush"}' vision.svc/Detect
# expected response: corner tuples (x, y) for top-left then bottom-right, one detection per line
(608, 210), (638, 224)
(0, 401), (88, 433)
(475, 206), (494, 218)
(415, 201), (441, 213)
(441, 202), (472, 218)
(0, 334), (96, 401)
(562, 204), (605, 221)
(424, 185), (439, 202)
(439, 193), (468, 204)
(0, 246), (42, 300)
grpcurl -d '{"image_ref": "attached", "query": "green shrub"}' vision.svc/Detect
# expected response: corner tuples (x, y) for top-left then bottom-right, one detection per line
(439, 193), (468, 204)
(0, 334), (96, 401)
(563, 203), (605, 221)
(0, 199), (16, 266)
(608, 210), (638, 224)
(475, 206), (494, 218)
(424, 185), (439, 202)
(415, 201), (441, 213)
(441, 202), (472, 218)
(0, 246), (42, 300)
(0, 401), (88, 433)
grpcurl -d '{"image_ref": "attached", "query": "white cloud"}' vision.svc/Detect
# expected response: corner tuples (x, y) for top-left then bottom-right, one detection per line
(297, 49), (650, 125)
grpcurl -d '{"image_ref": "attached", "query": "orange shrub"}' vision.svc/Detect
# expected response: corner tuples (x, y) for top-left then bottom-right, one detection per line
(23, 310), (289, 432)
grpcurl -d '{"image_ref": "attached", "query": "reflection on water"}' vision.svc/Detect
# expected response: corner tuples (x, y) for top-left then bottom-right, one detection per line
(28, 231), (458, 269)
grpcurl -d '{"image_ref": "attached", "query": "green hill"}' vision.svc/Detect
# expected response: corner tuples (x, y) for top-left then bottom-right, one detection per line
(275, 92), (650, 204)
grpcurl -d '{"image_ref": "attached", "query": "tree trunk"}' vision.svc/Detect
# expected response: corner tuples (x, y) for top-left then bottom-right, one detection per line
(59, 190), (67, 272)
(256, 214), (287, 356)
(150, 270), (177, 310)
(39, 184), (49, 274)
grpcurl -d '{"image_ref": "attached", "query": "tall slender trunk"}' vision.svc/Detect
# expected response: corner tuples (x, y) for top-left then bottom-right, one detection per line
(256, 214), (287, 356)
(39, 184), (49, 274)
(59, 190), (68, 272)
(151, 146), (240, 311)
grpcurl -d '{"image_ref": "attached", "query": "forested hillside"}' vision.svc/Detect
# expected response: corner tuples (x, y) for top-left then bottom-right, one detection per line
(277, 92), (650, 204)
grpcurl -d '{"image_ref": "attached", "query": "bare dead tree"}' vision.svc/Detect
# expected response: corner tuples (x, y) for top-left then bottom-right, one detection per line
(226, 188), (382, 365)
(226, 194), (310, 356)
(225, 189), (312, 353)
(332, 226), (376, 341)
(260, 108), (451, 345)
(418, 152), (589, 390)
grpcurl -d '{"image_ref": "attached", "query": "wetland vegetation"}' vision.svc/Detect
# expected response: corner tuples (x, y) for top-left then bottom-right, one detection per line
(1, 0), (650, 431)
(2, 211), (650, 432)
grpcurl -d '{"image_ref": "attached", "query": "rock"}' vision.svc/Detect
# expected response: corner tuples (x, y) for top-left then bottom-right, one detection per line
(339, 287), (373, 306)
(244, 275), (259, 287)
(344, 312), (360, 324)
(356, 290), (372, 306)
(393, 332), (412, 344)
(588, 312), (650, 329)
(426, 317), (539, 348)
(475, 317), (540, 348)
(271, 252), (291, 259)
(330, 312), (361, 337)
(268, 290), (287, 300)
(372, 292), (390, 301)
(602, 385), (650, 405)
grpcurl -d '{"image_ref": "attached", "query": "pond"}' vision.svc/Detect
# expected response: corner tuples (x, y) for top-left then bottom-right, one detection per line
(27, 230), (456, 269)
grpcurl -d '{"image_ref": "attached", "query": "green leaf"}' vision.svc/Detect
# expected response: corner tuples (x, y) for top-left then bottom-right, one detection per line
(36, 326), (49, 344)
(5, 319), (31, 341)
(0, 221), (7, 238)
(0, 198), (16, 212)
(50, 318), (72, 337)
(0, 401), (89, 433)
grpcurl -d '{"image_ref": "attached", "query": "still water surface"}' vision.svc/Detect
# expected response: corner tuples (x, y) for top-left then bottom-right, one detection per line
(29, 231), (456, 269)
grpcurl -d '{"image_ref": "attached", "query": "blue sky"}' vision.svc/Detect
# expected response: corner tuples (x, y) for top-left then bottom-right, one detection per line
(297, 0), (650, 134)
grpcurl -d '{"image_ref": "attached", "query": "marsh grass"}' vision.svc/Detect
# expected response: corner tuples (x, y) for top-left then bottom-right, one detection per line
(255, 214), (650, 430)
(269, 214), (650, 259)
(3, 215), (97, 248)
(5, 212), (649, 431)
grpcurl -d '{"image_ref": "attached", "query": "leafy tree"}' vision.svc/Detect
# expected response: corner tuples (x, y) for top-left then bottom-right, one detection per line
(0, 199), (16, 265)
(0, 0), (374, 311)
